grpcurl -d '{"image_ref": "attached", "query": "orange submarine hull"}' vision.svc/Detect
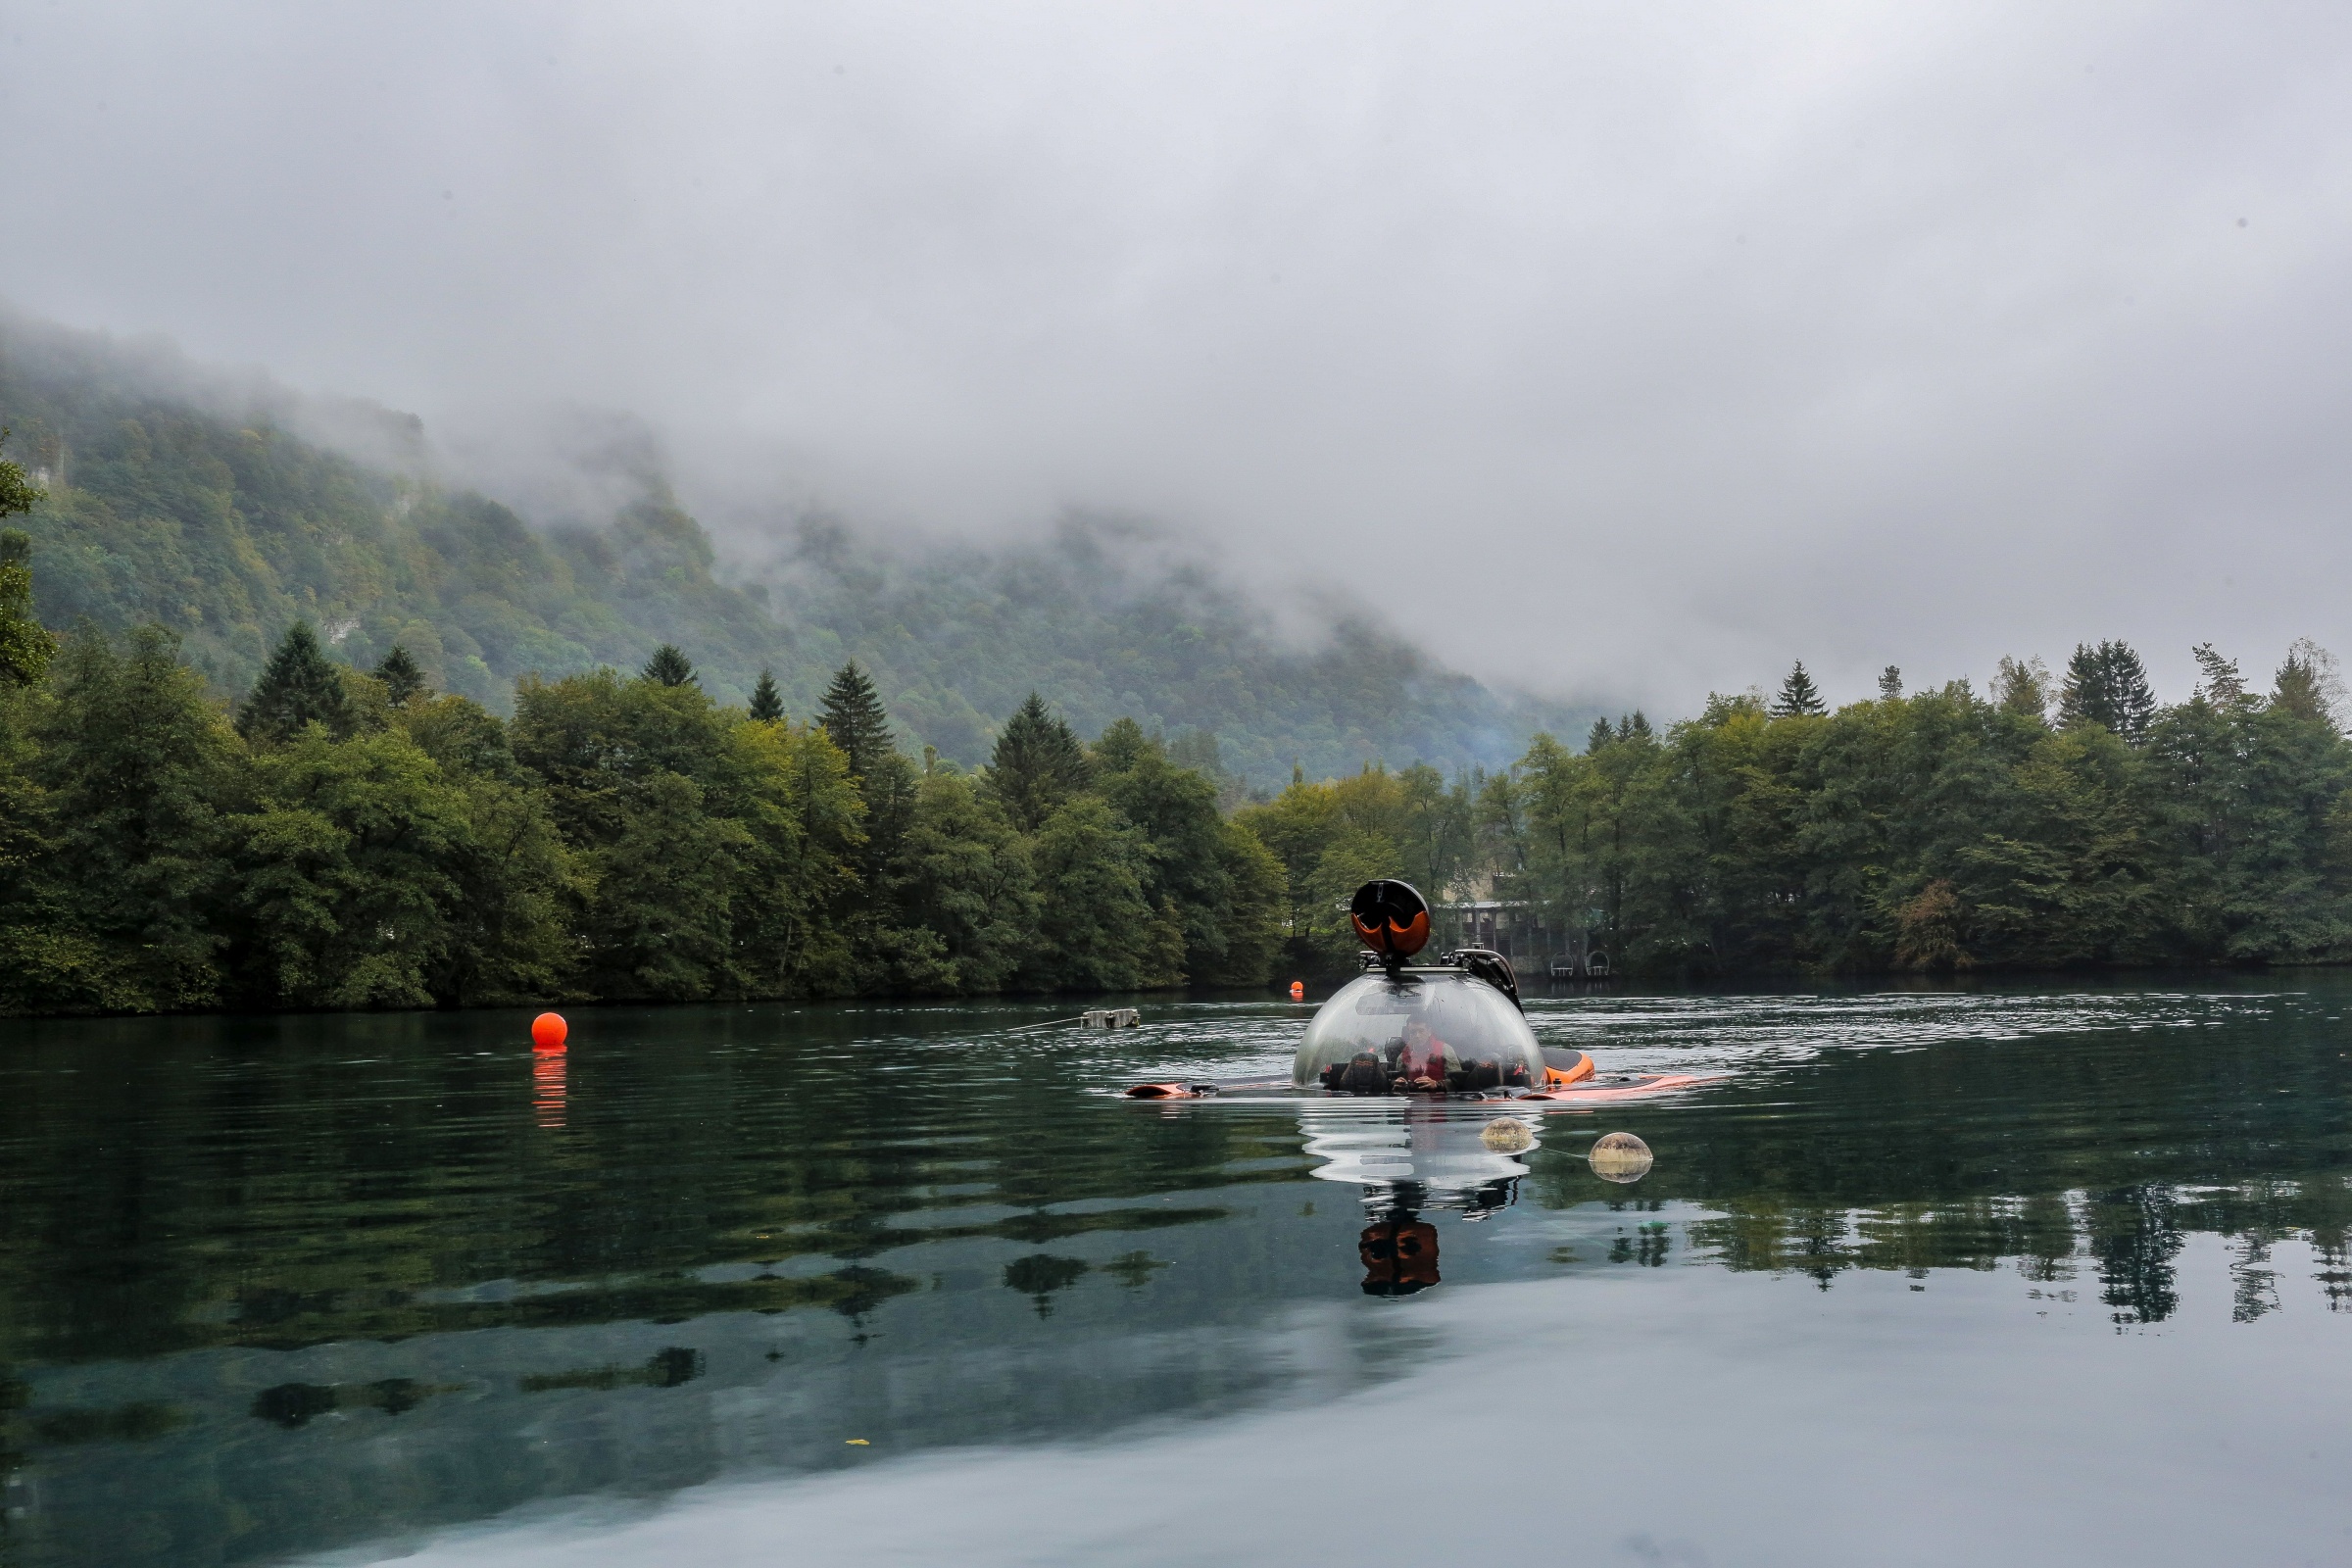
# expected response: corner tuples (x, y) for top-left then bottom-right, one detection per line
(1124, 1048), (1717, 1105)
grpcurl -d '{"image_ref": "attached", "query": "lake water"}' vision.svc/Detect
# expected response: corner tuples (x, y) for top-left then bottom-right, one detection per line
(4, 980), (2350, 1567)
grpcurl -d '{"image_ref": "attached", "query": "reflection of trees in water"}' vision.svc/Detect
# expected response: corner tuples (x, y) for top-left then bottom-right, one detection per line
(2312, 1234), (2352, 1310)
(250, 1376), (467, 1428)
(1531, 997), (2352, 1326)
(1604, 1223), (1672, 1267)
(515, 1348), (705, 1396)
(7, 1396), (185, 1446)
(6, 1222), (1369, 1568)
(1670, 1178), (2352, 1325)
(2230, 1238), (2279, 1324)
(10, 988), (2352, 1568)
(1003, 1253), (1091, 1316)
(0, 1010), (1290, 1368)
(1103, 1250), (1171, 1288)
(0, 1009), (1315, 1568)
(2086, 1186), (2183, 1325)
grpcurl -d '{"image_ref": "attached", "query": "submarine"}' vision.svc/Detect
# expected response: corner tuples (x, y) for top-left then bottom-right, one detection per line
(1125, 878), (1712, 1106)
(1122, 879), (1701, 1297)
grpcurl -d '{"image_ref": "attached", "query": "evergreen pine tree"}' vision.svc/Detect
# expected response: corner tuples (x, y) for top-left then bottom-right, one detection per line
(2060, 640), (2157, 744)
(1771, 662), (1826, 717)
(748, 667), (785, 722)
(640, 644), (696, 687)
(2108, 644), (2158, 739)
(2190, 643), (2246, 709)
(2272, 639), (2343, 727)
(2058, 644), (2103, 727)
(1878, 665), (1903, 701)
(989, 691), (1090, 832)
(817, 661), (893, 779)
(374, 644), (427, 706)
(33, 624), (235, 1008)
(1586, 717), (1615, 754)
(1994, 656), (2051, 718)
(239, 621), (357, 743)
(1620, 710), (1653, 741)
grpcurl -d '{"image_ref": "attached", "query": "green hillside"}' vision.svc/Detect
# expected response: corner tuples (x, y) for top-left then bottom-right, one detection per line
(0, 314), (1579, 786)
(757, 518), (1578, 787)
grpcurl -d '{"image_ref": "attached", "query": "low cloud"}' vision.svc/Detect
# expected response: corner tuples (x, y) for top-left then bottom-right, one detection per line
(4, 1), (2348, 712)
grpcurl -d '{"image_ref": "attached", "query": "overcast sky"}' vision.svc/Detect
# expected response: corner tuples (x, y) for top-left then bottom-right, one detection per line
(5, 1), (2350, 712)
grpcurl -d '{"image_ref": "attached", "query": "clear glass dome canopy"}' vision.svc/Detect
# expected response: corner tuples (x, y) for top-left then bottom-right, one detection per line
(1294, 969), (1544, 1092)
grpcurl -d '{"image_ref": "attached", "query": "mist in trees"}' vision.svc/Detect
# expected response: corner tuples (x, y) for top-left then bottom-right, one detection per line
(0, 320), (1573, 792)
(9, 512), (2352, 1018)
(0, 539), (1286, 1013)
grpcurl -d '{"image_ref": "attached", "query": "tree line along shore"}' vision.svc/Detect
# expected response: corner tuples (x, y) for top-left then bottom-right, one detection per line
(9, 452), (2352, 1013)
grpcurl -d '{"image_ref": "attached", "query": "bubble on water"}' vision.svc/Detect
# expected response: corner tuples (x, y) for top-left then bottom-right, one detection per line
(1481, 1116), (1535, 1153)
(1589, 1131), (1653, 1184)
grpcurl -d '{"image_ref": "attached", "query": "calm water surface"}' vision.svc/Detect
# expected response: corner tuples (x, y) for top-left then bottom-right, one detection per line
(5, 980), (2351, 1567)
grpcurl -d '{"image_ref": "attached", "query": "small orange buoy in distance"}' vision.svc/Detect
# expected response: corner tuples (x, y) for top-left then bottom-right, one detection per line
(1290, 980), (1305, 1001)
(531, 1011), (568, 1052)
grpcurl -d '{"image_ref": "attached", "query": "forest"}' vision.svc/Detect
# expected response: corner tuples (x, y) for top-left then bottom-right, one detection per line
(11, 330), (2352, 1012)
(0, 311), (1568, 790)
(13, 459), (2352, 1016)
(1512, 651), (2352, 974)
(1, 520), (1281, 1011)
(1227, 646), (2352, 980)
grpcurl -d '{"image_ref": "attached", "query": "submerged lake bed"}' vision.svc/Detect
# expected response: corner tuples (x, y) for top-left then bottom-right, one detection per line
(5, 981), (2350, 1567)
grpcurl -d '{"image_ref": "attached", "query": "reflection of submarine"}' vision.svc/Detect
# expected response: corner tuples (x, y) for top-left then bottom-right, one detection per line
(1311, 1103), (1533, 1295)
(1359, 1216), (1441, 1296)
(1301, 1101), (1535, 1212)
(1319, 1107), (1659, 1295)
(1125, 879), (1714, 1105)
(1318, 1106), (1657, 1295)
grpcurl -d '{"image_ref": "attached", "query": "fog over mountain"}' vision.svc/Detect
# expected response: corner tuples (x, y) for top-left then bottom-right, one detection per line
(5, 2), (2350, 712)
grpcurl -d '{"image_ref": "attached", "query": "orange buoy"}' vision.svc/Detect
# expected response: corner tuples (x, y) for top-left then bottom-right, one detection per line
(1290, 980), (1305, 1001)
(531, 1011), (568, 1052)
